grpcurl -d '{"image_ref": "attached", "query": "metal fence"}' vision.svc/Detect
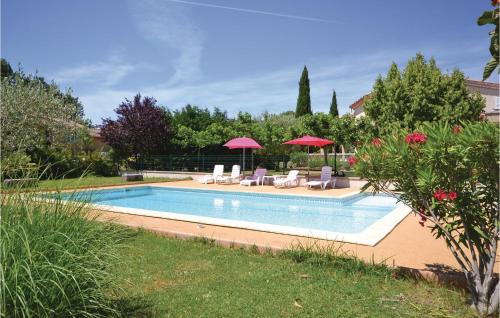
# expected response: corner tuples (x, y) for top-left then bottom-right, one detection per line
(135, 152), (356, 174)
(136, 154), (290, 173)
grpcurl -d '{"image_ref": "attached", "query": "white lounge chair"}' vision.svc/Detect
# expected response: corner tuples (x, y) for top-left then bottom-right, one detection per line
(198, 165), (224, 184)
(216, 165), (241, 184)
(306, 166), (335, 190)
(273, 170), (300, 188)
(240, 168), (267, 186)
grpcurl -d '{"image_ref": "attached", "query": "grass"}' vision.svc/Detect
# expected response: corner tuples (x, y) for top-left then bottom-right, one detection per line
(1, 188), (132, 317)
(115, 230), (477, 318)
(29, 175), (187, 191)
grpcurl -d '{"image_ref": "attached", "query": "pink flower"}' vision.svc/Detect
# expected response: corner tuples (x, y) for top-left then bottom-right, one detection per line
(419, 215), (427, 227)
(418, 207), (426, 218)
(405, 132), (427, 145)
(347, 156), (357, 166)
(434, 189), (447, 202)
(447, 191), (457, 201)
(452, 125), (461, 134)
(371, 138), (382, 148)
(405, 134), (414, 144)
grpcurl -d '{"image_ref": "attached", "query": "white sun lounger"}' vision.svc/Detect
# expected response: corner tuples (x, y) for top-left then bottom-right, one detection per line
(198, 165), (224, 184)
(306, 166), (335, 190)
(240, 168), (267, 186)
(216, 165), (241, 184)
(273, 170), (300, 188)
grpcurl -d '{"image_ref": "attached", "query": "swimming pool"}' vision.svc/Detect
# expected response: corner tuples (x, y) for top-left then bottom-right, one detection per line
(60, 186), (410, 246)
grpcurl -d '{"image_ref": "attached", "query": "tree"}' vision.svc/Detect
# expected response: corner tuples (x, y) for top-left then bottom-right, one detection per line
(172, 104), (213, 132)
(101, 94), (172, 162)
(364, 54), (485, 136)
(0, 73), (85, 155)
(1, 58), (13, 78)
(329, 90), (339, 117)
(354, 122), (499, 315)
(258, 112), (297, 156)
(295, 66), (312, 117)
(477, 1), (499, 80)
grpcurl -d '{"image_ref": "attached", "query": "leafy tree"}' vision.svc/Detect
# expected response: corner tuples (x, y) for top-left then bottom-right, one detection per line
(1, 58), (13, 78)
(295, 66), (312, 117)
(364, 54), (485, 136)
(258, 112), (297, 156)
(354, 122), (499, 316)
(477, 1), (499, 80)
(329, 90), (339, 117)
(172, 104), (214, 132)
(1, 74), (86, 155)
(101, 94), (172, 161)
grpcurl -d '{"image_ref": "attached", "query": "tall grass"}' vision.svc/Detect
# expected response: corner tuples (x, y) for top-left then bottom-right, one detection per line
(0, 184), (130, 317)
(280, 240), (393, 277)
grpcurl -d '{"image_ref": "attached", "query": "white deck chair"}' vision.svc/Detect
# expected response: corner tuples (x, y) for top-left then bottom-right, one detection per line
(306, 166), (335, 190)
(216, 165), (241, 184)
(240, 168), (267, 186)
(273, 170), (300, 188)
(198, 165), (224, 184)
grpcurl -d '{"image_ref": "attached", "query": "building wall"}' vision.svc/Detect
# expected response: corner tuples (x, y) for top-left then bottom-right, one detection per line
(352, 106), (365, 118)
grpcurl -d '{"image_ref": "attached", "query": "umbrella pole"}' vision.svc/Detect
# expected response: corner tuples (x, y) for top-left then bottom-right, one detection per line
(251, 149), (254, 173)
(242, 148), (245, 175)
(307, 145), (310, 181)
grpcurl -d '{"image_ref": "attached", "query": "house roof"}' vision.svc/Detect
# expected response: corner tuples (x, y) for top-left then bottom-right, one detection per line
(349, 93), (371, 110)
(465, 79), (499, 91)
(349, 79), (499, 110)
(89, 128), (102, 139)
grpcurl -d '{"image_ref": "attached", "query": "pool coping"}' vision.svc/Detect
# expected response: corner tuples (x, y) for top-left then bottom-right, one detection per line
(71, 185), (412, 246)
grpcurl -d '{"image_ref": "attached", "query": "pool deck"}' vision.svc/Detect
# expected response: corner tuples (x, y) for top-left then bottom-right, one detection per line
(92, 180), (500, 282)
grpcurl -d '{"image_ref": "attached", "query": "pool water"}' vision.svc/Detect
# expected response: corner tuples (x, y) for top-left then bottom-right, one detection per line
(62, 186), (400, 234)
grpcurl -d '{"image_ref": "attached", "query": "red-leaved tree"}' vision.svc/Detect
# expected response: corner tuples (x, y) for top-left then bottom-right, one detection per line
(101, 94), (172, 161)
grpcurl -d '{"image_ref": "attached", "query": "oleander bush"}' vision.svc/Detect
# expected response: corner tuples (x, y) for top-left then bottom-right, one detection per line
(354, 121), (499, 315)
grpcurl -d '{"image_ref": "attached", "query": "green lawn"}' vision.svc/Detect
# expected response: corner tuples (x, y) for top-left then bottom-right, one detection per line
(115, 230), (475, 317)
(34, 176), (187, 191)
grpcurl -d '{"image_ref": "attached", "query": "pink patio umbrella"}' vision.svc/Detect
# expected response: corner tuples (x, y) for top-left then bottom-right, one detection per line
(223, 137), (262, 173)
(283, 135), (334, 177)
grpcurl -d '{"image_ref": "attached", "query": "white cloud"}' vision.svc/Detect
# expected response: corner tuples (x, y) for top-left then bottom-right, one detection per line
(129, 0), (205, 85)
(80, 43), (492, 123)
(51, 53), (135, 87)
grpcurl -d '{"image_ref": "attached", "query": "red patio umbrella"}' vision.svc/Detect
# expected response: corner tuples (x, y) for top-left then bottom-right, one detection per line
(283, 135), (334, 177)
(223, 137), (262, 173)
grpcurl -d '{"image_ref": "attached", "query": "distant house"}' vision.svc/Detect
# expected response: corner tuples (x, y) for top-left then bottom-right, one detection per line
(89, 127), (110, 152)
(349, 79), (500, 122)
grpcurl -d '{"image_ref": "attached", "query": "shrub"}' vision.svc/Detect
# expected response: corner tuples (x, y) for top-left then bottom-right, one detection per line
(0, 188), (129, 317)
(289, 151), (308, 168)
(89, 151), (118, 177)
(0, 152), (35, 180)
(354, 122), (499, 315)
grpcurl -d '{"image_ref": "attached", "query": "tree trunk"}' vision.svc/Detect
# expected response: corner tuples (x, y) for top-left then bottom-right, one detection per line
(469, 244), (499, 316)
(469, 276), (499, 315)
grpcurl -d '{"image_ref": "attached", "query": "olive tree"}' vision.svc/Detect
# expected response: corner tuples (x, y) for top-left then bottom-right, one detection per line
(0, 74), (85, 157)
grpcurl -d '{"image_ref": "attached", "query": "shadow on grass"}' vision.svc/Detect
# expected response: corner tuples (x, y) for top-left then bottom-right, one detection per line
(109, 296), (156, 318)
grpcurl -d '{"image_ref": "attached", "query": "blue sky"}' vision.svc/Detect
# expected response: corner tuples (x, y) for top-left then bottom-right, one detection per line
(2, 0), (496, 123)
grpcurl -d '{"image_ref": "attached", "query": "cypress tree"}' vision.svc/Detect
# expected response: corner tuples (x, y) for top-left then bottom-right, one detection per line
(329, 90), (338, 117)
(295, 66), (312, 117)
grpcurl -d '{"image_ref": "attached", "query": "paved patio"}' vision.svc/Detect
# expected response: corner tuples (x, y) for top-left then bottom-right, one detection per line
(92, 180), (500, 282)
